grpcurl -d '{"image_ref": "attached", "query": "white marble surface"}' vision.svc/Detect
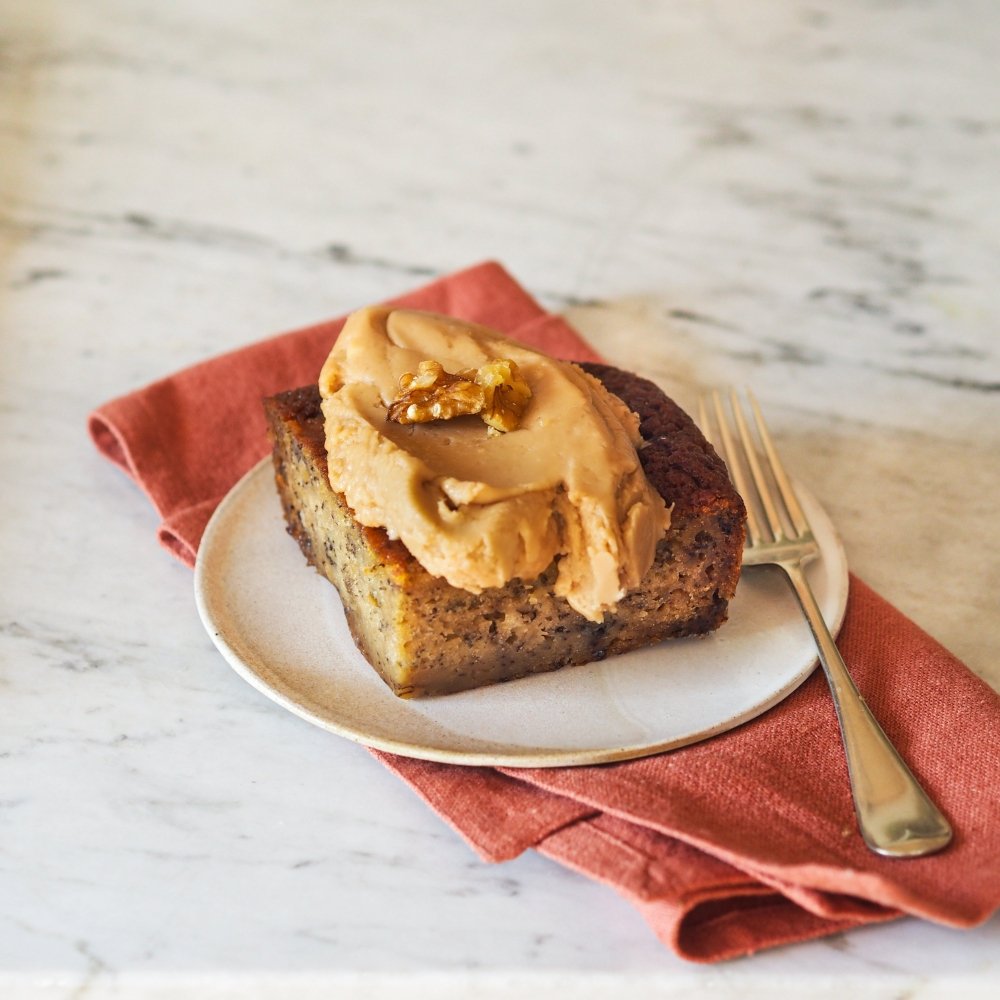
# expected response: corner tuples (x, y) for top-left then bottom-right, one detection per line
(2, 0), (999, 996)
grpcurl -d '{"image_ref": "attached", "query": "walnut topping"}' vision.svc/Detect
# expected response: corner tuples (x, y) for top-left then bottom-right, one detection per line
(476, 359), (532, 432)
(387, 358), (531, 432)
(387, 361), (485, 424)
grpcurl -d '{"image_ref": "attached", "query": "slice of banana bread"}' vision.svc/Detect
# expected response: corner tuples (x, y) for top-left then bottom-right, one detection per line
(263, 363), (745, 697)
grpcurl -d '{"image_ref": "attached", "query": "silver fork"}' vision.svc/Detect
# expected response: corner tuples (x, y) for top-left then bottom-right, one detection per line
(699, 388), (952, 858)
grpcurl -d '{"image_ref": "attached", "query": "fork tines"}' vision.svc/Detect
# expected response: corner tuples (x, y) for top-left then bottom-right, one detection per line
(697, 389), (812, 549)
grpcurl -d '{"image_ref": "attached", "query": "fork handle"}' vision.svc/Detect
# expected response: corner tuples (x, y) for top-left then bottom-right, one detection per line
(779, 561), (952, 858)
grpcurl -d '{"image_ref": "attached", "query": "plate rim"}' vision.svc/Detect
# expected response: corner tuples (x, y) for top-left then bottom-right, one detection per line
(195, 458), (849, 768)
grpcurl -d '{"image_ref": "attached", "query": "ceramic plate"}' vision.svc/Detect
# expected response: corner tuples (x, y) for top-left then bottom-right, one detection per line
(195, 459), (848, 767)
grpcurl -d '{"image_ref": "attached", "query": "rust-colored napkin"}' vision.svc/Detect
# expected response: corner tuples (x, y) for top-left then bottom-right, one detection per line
(89, 261), (1000, 962)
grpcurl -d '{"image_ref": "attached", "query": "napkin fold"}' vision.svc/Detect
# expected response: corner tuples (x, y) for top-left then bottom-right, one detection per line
(89, 261), (1000, 962)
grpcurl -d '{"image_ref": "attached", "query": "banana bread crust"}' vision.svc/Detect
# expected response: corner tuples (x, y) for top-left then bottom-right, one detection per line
(264, 364), (745, 697)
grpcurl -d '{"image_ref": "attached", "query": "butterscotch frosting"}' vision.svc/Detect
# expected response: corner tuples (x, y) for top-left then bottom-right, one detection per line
(318, 307), (670, 622)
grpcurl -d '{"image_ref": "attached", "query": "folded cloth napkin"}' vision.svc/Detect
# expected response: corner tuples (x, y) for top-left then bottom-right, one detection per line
(89, 261), (1000, 962)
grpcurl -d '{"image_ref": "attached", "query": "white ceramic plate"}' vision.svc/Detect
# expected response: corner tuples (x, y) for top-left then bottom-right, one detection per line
(195, 459), (848, 767)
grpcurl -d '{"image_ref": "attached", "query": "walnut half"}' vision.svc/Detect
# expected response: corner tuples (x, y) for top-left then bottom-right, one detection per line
(386, 360), (485, 424)
(387, 358), (531, 433)
(476, 359), (532, 432)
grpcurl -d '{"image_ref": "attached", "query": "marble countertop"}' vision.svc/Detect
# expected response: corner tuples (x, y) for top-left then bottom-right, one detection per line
(3, 0), (998, 996)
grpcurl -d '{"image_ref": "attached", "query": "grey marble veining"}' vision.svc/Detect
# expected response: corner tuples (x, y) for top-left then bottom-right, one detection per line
(2, 1), (998, 997)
